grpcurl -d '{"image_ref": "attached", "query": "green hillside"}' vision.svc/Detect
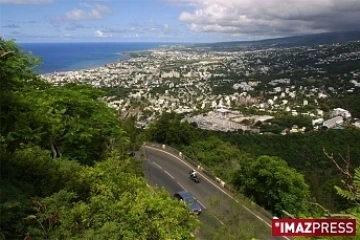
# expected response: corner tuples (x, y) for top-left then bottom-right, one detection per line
(0, 39), (199, 239)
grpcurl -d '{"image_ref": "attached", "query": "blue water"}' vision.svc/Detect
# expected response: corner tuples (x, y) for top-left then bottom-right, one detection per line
(18, 42), (170, 74)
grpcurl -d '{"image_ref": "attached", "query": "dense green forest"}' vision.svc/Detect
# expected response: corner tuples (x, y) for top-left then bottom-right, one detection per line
(202, 129), (360, 211)
(0, 39), (199, 239)
(147, 112), (360, 239)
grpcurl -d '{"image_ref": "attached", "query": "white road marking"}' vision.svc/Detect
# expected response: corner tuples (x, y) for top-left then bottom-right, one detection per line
(152, 160), (208, 210)
(211, 214), (226, 226)
(152, 161), (163, 170)
(176, 181), (187, 191)
(145, 146), (291, 240)
(164, 170), (175, 179)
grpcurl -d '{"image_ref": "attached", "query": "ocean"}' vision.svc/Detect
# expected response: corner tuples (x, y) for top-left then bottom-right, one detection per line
(18, 42), (170, 74)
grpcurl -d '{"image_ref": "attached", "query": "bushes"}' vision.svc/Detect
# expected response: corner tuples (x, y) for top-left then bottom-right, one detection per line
(0, 38), (199, 239)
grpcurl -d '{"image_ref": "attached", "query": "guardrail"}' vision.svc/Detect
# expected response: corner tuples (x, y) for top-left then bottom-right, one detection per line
(143, 142), (276, 221)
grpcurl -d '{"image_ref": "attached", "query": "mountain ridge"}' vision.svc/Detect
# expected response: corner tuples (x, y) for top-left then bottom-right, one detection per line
(193, 31), (360, 49)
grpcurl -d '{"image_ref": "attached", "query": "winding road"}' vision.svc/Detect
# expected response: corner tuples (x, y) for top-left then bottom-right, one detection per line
(142, 145), (291, 240)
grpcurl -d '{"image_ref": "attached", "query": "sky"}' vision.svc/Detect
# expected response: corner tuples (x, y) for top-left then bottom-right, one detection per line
(1, 0), (360, 43)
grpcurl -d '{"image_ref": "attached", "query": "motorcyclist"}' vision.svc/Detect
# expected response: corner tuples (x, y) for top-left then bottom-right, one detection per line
(189, 170), (197, 178)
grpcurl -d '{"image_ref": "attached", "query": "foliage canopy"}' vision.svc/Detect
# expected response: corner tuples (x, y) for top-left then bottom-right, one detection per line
(0, 38), (199, 239)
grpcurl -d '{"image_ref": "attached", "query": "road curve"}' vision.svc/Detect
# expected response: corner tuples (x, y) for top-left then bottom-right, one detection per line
(143, 155), (223, 239)
(142, 146), (291, 240)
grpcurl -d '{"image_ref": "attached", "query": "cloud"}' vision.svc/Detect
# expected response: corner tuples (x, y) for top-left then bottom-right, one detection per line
(7, 20), (39, 24)
(0, 0), (52, 4)
(164, 0), (360, 38)
(94, 30), (104, 37)
(65, 23), (86, 31)
(3, 24), (21, 28)
(160, 0), (198, 7)
(102, 22), (176, 36)
(94, 29), (112, 37)
(66, 4), (112, 21)
(97, 21), (185, 40)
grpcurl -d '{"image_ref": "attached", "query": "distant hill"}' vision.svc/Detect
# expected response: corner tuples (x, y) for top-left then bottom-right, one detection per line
(193, 31), (360, 50)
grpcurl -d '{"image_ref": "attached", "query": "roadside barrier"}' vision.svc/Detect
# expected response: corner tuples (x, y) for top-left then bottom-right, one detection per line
(143, 142), (275, 221)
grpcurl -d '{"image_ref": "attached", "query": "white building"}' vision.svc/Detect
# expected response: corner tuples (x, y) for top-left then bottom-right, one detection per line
(330, 108), (351, 119)
(323, 116), (344, 129)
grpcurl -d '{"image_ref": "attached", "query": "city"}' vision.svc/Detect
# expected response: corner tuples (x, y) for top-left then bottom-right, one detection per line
(41, 40), (360, 133)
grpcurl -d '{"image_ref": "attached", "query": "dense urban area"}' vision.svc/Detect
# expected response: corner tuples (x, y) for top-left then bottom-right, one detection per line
(2, 35), (360, 240)
(42, 41), (360, 134)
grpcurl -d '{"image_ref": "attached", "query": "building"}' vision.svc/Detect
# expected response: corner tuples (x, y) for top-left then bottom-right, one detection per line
(322, 116), (344, 129)
(330, 108), (351, 119)
(215, 108), (230, 118)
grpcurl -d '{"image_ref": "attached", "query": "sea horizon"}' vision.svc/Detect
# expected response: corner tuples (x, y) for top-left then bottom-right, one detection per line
(18, 41), (191, 44)
(19, 42), (188, 74)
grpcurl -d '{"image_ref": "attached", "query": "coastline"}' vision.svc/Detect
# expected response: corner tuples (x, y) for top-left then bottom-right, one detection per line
(20, 42), (170, 75)
(39, 49), (153, 76)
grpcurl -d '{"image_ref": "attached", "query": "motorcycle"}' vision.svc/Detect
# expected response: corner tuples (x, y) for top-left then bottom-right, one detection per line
(189, 174), (200, 183)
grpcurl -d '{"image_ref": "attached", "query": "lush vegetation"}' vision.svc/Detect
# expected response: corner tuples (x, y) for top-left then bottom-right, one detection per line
(295, 164), (360, 240)
(204, 129), (360, 211)
(321, 92), (360, 118)
(146, 112), (360, 223)
(0, 39), (199, 239)
(146, 112), (196, 146)
(257, 114), (313, 134)
(100, 86), (132, 100)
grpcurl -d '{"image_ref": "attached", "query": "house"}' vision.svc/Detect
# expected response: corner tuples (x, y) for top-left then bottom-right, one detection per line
(323, 116), (344, 129)
(330, 108), (351, 119)
(312, 118), (324, 126)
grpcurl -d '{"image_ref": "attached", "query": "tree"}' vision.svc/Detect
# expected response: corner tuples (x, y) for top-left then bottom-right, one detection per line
(295, 149), (360, 240)
(1, 147), (200, 239)
(182, 136), (243, 180)
(206, 129), (360, 211)
(323, 148), (360, 219)
(233, 155), (311, 216)
(271, 114), (312, 129)
(21, 84), (128, 164)
(147, 112), (195, 146)
(24, 154), (200, 240)
(0, 38), (48, 150)
(0, 39), (199, 239)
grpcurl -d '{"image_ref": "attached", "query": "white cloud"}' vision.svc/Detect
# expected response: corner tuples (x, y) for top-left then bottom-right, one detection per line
(162, 0), (199, 6)
(0, 0), (52, 4)
(94, 29), (112, 38)
(102, 21), (177, 37)
(94, 30), (104, 37)
(66, 4), (112, 21)
(164, 0), (360, 38)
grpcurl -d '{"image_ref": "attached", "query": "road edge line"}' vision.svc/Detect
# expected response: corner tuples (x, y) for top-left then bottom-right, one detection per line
(145, 146), (274, 227)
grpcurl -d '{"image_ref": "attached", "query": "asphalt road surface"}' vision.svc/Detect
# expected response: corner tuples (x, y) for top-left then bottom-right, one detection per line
(142, 146), (291, 240)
